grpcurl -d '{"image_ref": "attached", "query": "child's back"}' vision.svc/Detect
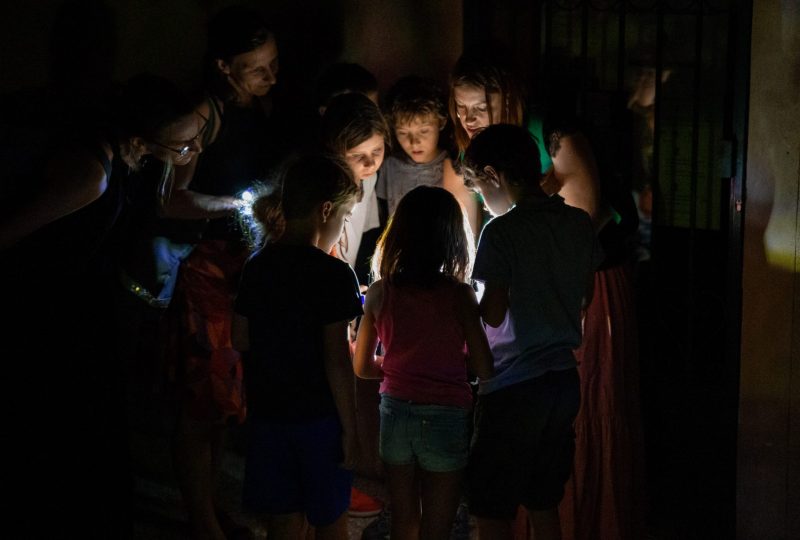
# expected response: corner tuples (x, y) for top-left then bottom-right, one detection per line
(474, 195), (599, 393)
(237, 243), (360, 420)
(374, 277), (473, 408)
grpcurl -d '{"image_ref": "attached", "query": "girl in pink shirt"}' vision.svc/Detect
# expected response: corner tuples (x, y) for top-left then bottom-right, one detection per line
(354, 185), (493, 539)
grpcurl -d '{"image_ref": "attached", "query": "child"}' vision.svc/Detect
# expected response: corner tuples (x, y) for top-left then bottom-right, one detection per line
(231, 154), (362, 539)
(353, 185), (494, 539)
(462, 124), (601, 540)
(320, 92), (390, 286)
(379, 76), (480, 236)
(320, 90), (390, 517)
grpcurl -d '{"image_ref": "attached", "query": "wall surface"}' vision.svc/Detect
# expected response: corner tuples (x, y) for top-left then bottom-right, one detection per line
(0, 0), (461, 96)
(738, 1), (800, 539)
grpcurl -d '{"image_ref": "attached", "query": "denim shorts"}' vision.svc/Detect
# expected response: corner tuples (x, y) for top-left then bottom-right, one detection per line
(379, 394), (471, 472)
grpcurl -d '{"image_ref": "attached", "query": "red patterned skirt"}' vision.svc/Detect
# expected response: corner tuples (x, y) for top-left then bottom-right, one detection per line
(166, 239), (249, 424)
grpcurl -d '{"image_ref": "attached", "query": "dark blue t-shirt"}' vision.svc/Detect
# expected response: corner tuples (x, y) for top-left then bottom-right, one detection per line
(234, 243), (362, 421)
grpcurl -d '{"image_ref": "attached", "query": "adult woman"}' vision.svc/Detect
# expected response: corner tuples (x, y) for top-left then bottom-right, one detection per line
(160, 6), (280, 540)
(0, 73), (202, 537)
(449, 51), (645, 540)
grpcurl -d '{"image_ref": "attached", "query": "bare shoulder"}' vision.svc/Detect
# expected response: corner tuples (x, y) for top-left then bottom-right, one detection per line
(454, 281), (479, 309)
(364, 279), (385, 316)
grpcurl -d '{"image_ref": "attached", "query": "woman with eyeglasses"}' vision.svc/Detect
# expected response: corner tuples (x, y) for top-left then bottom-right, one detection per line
(157, 6), (282, 540)
(0, 73), (201, 537)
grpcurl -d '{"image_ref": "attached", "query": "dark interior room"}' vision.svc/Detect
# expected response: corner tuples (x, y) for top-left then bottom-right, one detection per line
(0, 1), (796, 539)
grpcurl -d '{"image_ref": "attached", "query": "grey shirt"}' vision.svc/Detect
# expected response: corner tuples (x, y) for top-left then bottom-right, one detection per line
(376, 151), (447, 215)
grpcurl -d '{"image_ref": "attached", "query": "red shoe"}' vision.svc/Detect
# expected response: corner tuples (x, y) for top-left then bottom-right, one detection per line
(348, 486), (383, 517)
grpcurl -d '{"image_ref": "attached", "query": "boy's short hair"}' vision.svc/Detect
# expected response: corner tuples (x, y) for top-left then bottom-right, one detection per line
(319, 92), (390, 156)
(463, 124), (543, 192)
(384, 76), (447, 128)
(281, 154), (359, 221)
(315, 62), (378, 111)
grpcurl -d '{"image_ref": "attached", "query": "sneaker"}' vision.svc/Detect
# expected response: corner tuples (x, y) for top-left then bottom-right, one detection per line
(349, 486), (383, 518)
(361, 508), (391, 540)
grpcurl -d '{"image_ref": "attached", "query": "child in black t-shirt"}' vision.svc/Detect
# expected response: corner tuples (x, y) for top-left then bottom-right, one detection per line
(232, 154), (362, 538)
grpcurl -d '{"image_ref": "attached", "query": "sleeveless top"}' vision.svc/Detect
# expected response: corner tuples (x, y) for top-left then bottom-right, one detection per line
(190, 97), (277, 241)
(375, 280), (472, 408)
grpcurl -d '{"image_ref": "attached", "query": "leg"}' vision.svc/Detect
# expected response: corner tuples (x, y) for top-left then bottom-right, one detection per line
(313, 510), (349, 540)
(529, 508), (561, 540)
(476, 517), (513, 540)
(266, 512), (305, 539)
(172, 424), (227, 540)
(385, 463), (420, 540)
(419, 468), (463, 540)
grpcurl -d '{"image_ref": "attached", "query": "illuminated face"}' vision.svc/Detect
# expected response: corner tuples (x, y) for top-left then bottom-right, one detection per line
(394, 113), (444, 164)
(453, 84), (502, 139)
(467, 167), (512, 217)
(147, 112), (207, 165)
(345, 132), (385, 181)
(218, 38), (279, 99)
(319, 197), (357, 253)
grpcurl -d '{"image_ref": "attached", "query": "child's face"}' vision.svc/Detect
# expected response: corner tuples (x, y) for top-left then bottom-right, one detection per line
(345, 133), (385, 181)
(453, 84), (502, 139)
(394, 113), (443, 164)
(318, 197), (357, 253)
(468, 167), (513, 217)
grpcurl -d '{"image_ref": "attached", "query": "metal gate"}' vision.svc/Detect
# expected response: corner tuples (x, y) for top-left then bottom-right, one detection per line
(464, 1), (751, 537)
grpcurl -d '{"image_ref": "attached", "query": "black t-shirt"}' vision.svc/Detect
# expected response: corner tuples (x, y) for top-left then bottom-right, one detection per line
(234, 243), (363, 421)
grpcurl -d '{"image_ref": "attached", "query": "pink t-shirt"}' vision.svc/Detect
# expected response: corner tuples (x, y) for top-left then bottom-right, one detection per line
(375, 280), (472, 408)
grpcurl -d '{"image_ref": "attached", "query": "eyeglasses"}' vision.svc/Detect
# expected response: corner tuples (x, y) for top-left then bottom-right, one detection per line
(150, 113), (209, 157)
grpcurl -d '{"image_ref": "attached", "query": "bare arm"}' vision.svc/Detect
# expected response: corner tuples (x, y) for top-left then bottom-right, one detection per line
(443, 157), (480, 239)
(479, 281), (510, 329)
(0, 147), (109, 250)
(160, 98), (240, 220)
(231, 313), (250, 352)
(456, 283), (494, 380)
(549, 132), (611, 228)
(353, 281), (384, 379)
(324, 319), (358, 469)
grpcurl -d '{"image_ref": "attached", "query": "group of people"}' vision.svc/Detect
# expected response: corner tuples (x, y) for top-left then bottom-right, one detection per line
(0, 4), (644, 540)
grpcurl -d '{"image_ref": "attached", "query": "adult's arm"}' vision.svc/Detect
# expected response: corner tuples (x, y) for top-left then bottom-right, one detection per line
(160, 98), (240, 220)
(548, 132), (612, 229)
(443, 157), (481, 239)
(0, 146), (109, 250)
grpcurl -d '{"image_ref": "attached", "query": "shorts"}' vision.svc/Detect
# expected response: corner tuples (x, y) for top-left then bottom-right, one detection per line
(379, 394), (470, 473)
(468, 368), (580, 519)
(242, 415), (352, 526)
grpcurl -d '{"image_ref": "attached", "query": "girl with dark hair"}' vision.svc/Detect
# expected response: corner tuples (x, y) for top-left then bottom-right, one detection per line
(320, 92), (390, 286)
(159, 5), (281, 539)
(353, 186), (493, 540)
(0, 73), (202, 537)
(232, 154), (361, 539)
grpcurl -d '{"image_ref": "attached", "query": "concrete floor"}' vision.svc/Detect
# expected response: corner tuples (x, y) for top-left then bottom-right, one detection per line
(130, 424), (475, 540)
